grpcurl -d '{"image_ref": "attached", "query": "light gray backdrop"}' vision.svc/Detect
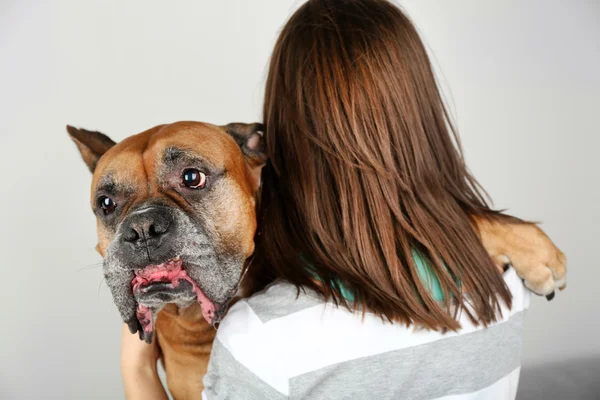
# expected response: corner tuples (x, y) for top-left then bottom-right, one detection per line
(1, 0), (598, 399)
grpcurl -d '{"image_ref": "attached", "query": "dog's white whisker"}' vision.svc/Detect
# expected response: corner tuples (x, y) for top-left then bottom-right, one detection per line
(97, 277), (106, 297)
(75, 262), (104, 272)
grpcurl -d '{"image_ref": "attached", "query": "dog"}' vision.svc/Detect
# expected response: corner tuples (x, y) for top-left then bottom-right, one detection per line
(68, 121), (566, 398)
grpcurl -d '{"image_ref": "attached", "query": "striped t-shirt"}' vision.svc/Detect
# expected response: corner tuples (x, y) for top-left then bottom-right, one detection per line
(202, 267), (530, 399)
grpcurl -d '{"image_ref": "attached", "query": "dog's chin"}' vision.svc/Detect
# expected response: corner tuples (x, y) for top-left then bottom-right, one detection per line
(134, 279), (197, 310)
(131, 257), (227, 339)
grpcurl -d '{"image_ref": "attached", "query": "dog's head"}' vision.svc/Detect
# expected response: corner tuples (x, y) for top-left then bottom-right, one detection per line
(68, 121), (265, 341)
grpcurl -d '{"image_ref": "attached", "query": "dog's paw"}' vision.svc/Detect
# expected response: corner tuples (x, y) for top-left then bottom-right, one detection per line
(493, 252), (566, 299)
(515, 252), (566, 299)
(479, 220), (567, 299)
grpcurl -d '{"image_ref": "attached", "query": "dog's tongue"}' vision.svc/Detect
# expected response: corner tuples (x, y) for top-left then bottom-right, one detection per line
(131, 258), (216, 336)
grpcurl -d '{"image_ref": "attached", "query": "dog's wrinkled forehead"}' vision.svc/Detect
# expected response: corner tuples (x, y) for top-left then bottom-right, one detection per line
(91, 122), (248, 198)
(159, 146), (220, 181)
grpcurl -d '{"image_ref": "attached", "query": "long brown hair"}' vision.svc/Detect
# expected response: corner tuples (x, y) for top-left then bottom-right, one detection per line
(249, 0), (514, 330)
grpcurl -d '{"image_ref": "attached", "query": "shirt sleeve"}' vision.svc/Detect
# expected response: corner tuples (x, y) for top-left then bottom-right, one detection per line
(201, 300), (288, 400)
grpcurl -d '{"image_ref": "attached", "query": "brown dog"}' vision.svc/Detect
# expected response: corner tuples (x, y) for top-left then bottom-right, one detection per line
(68, 121), (566, 398)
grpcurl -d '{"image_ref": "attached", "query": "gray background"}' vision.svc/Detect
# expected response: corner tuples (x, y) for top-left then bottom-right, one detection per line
(1, 0), (598, 398)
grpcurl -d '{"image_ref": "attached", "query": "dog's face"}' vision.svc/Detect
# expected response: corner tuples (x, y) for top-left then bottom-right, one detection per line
(68, 121), (265, 341)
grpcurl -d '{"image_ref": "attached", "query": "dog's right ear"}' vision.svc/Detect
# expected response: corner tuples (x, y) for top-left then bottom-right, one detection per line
(66, 125), (116, 173)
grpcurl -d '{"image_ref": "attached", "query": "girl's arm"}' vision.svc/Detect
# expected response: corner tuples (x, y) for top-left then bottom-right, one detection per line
(120, 324), (169, 400)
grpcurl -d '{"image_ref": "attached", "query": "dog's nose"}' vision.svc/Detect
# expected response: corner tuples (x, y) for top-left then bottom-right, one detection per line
(122, 208), (173, 247)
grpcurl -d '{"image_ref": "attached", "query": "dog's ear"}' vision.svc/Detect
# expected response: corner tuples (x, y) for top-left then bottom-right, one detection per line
(66, 125), (116, 173)
(222, 122), (267, 189)
(222, 123), (267, 168)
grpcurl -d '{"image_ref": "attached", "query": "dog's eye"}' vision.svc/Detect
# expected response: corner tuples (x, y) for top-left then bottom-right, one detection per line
(182, 168), (207, 189)
(99, 196), (117, 215)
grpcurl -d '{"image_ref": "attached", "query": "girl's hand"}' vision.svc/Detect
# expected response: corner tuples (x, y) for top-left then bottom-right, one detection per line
(120, 323), (169, 400)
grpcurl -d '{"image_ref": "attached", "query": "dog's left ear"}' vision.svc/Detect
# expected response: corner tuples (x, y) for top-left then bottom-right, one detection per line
(67, 125), (116, 173)
(222, 123), (267, 188)
(222, 123), (267, 167)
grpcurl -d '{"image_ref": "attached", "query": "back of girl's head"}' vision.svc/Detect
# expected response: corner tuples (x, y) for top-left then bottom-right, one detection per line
(251, 0), (513, 330)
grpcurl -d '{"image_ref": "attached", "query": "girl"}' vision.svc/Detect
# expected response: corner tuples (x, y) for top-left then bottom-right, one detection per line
(203, 1), (561, 399)
(123, 0), (565, 399)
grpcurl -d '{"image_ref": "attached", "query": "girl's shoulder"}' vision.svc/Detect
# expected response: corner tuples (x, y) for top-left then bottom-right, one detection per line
(207, 281), (328, 396)
(217, 280), (327, 346)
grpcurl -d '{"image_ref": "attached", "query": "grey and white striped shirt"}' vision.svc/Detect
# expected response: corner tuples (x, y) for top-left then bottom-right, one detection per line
(203, 267), (530, 399)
